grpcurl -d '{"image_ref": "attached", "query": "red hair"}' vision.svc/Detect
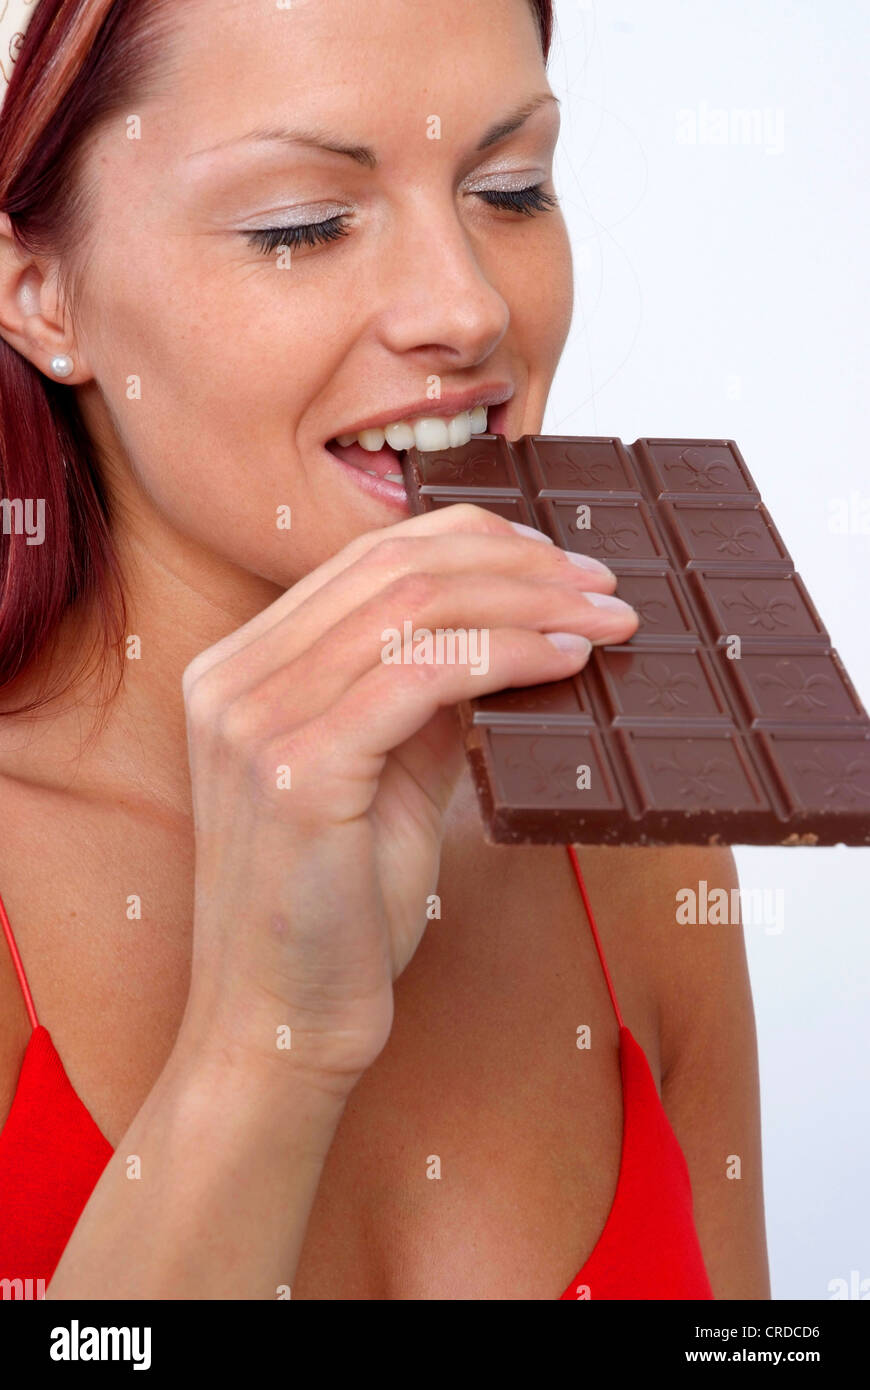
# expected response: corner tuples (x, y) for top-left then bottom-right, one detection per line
(0, 0), (555, 720)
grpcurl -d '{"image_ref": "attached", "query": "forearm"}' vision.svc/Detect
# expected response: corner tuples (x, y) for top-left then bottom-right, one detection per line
(44, 1040), (350, 1300)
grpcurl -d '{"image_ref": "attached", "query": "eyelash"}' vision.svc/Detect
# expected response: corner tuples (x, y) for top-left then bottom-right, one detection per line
(244, 183), (559, 255)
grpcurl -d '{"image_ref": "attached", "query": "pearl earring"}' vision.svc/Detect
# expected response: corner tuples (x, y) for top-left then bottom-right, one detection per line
(50, 354), (74, 379)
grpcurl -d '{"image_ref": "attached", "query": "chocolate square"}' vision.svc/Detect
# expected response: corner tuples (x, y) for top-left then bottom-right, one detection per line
(402, 436), (870, 845)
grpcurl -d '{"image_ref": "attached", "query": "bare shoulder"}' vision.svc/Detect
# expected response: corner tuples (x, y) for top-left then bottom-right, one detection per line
(495, 836), (760, 1080)
(441, 778), (716, 1041)
(567, 841), (772, 1299)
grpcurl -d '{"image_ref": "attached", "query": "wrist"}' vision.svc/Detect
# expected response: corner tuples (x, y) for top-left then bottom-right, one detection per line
(176, 983), (391, 1102)
(165, 1022), (358, 1153)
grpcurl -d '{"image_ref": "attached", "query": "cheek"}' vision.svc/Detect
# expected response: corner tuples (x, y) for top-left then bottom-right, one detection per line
(85, 241), (284, 473)
(81, 269), (281, 541)
(79, 245), (356, 584)
(515, 217), (574, 366)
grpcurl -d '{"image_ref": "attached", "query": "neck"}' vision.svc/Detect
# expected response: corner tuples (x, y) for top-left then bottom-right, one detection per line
(0, 521), (283, 821)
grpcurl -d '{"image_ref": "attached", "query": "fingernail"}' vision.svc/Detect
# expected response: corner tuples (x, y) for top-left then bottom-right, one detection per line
(545, 632), (593, 656)
(581, 592), (637, 614)
(564, 551), (615, 577)
(509, 521), (554, 543)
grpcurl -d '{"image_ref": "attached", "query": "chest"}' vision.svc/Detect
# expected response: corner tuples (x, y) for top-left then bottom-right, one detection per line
(283, 828), (659, 1299)
(0, 778), (662, 1300)
(290, 964), (628, 1299)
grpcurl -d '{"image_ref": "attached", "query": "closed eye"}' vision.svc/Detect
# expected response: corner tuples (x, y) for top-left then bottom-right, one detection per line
(243, 183), (558, 255)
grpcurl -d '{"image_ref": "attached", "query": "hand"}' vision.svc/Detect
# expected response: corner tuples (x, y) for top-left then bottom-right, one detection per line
(178, 504), (637, 1091)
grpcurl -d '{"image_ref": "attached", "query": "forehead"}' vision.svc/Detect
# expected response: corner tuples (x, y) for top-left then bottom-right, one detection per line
(148, 0), (545, 141)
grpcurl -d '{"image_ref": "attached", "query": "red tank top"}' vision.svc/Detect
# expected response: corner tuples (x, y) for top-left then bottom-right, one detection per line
(0, 848), (714, 1299)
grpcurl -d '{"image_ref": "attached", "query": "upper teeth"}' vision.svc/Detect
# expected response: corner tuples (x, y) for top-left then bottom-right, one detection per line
(336, 405), (489, 453)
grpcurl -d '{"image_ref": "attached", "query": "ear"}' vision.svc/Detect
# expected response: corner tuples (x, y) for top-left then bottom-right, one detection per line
(0, 211), (93, 383)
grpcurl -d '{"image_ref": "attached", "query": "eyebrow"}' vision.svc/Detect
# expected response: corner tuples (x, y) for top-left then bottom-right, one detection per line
(186, 92), (560, 165)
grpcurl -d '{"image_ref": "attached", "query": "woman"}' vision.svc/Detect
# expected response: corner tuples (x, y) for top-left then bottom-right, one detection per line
(0, 0), (769, 1299)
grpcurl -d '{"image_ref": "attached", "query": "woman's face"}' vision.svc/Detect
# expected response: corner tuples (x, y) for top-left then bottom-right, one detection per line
(70, 0), (573, 588)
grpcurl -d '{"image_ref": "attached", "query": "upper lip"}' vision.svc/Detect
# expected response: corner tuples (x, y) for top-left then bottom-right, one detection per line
(326, 382), (515, 441)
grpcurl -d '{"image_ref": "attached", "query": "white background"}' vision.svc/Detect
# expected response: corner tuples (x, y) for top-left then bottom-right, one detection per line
(545, 0), (869, 1300)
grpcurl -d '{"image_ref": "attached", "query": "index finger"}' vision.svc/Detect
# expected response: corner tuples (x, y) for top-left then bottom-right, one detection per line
(185, 503), (559, 679)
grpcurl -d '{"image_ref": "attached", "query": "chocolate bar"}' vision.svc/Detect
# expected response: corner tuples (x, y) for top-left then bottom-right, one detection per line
(401, 435), (870, 846)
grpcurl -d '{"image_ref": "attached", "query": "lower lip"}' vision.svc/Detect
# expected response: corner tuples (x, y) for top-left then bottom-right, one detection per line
(322, 446), (412, 511)
(322, 400), (512, 513)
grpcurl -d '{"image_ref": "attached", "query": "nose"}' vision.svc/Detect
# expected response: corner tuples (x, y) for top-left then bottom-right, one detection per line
(373, 195), (511, 368)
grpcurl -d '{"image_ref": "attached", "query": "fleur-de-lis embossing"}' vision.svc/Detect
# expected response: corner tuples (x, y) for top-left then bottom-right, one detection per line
(649, 749), (733, 801)
(632, 596), (668, 626)
(443, 452), (500, 485)
(573, 517), (638, 554)
(722, 588), (796, 631)
(550, 453), (615, 487)
(503, 740), (582, 800)
(691, 517), (761, 556)
(791, 749), (870, 805)
(622, 657), (697, 711)
(756, 660), (833, 711)
(669, 447), (734, 491)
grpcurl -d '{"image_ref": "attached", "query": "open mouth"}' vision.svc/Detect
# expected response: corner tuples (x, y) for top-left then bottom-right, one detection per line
(323, 402), (506, 484)
(324, 436), (408, 481)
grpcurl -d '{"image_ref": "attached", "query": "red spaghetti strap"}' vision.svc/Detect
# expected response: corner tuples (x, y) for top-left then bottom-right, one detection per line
(0, 889), (39, 1030)
(566, 844), (624, 1030)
